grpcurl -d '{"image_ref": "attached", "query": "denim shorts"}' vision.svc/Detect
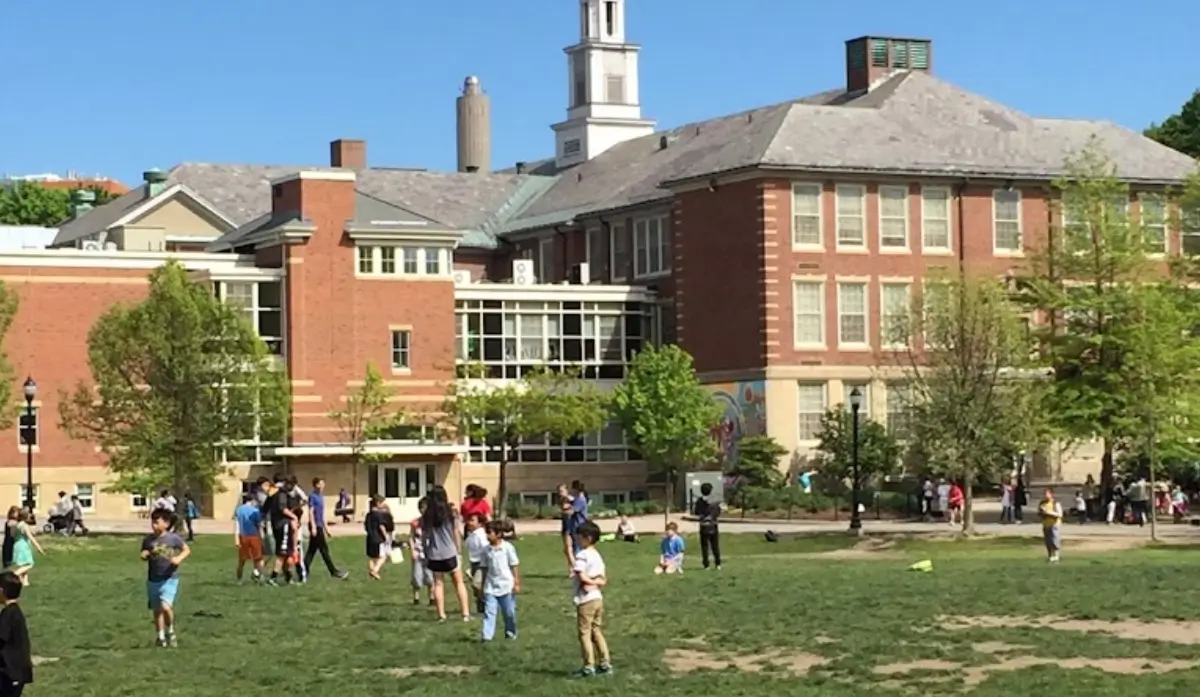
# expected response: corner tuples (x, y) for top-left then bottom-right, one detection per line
(147, 577), (180, 610)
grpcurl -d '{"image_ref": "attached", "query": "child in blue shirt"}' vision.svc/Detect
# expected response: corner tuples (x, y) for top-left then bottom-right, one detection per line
(654, 522), (685, 575)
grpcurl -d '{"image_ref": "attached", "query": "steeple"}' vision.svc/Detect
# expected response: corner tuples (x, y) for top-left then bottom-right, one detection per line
(552, 0), (655, 169)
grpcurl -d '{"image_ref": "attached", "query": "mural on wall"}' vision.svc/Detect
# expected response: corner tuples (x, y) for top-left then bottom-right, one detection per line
(707, 380), (766, 467)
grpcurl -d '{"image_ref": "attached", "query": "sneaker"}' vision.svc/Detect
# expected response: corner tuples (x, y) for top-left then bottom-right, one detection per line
(597, 663), (613, 675)
(504, 632), (517, 640)
(336, 571), (350, 580)
(167, 633), (178, 648)
(572, 667), (596, 679)
(266, 578), (279, 587)
(155, 638), (168, 648)
(462, 615), (472, 622)
(715, 565), (722, 571)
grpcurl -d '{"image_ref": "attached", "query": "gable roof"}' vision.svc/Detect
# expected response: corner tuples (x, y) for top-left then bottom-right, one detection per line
(503, 71), (1198, 233)
(50, 183), (235, 247)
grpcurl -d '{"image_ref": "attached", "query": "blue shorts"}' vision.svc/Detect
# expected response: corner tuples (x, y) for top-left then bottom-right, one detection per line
(147, 577), (180, 610)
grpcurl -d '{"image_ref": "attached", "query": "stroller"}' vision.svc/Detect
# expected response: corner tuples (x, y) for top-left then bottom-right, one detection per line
(43, 510), (87, 536)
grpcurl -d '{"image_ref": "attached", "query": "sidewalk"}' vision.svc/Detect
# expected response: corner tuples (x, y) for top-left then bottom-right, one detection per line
(79, 514), (1198, 540)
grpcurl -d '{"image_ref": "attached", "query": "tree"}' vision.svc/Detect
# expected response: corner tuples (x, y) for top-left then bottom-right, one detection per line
(329, 363), (404, 513)
(1146, 90), (1200, 159)
(812, 408), (900, 497)
(59, 261), (290, 497)
(609, 345), (722, 520)
(441, 365), (607, 517)
(1023, 143), (1200, 502)
(0, 283), (18, 429)
(0, 182), (118, 227)
(897, 273), (1050, 533)
(727, 434), (787, 489)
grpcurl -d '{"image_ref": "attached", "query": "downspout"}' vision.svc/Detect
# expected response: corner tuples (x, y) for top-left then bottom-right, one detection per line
(956, 178), (969, 275)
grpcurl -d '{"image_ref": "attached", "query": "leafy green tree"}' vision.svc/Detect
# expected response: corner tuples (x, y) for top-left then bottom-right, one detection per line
(1145, 90), (1200, 159)
(441, 364), (607, 517)
(898, 273), (1050, 533)
(812, 408), (900, 498)
(0, 182), (117, 226)
(610, 345), (721, 520)
(58, 261), (290, 498)
(1023, 143), (1200, 501)
(727, 434), (786, 488)
(329, 363), (405, 514)
(0, 283), (18, 429)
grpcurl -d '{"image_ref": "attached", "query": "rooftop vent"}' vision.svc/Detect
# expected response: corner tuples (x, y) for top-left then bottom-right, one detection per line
(844, 36), (931, 93)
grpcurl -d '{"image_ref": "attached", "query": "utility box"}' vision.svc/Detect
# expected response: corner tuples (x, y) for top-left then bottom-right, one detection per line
(684, 471), (724, 513)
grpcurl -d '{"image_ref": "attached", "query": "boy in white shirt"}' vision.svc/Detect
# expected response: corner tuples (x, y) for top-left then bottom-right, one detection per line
(479, 520), (520, 641)
(572, 521), (611, 678)
(465, 513), (489, 614)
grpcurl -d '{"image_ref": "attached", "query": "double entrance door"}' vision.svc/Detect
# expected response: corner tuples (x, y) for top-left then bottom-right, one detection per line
(376, 464), (436, 522)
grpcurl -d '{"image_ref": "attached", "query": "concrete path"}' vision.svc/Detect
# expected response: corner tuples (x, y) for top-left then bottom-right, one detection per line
(77, 514), (1199, 540)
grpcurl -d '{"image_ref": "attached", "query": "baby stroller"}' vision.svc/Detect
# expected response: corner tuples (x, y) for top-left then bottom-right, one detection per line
(43, 511), (87, 536)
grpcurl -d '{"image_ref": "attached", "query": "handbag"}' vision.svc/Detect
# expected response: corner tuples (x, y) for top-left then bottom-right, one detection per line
(388, 545), (405, 565)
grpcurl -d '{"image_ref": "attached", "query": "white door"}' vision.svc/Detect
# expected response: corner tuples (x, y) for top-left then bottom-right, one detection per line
(378, 465), (430, 522)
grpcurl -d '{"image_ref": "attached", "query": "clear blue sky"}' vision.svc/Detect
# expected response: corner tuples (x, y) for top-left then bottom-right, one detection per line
(2, 1), (1196, 184)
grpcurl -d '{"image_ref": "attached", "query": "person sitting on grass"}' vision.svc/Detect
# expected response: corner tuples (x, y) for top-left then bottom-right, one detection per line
(1039, 488), (1064, 564)
(616, 514), (638, 543)
(0, 570), (32, 696)
(140, 509), (190, 648)
(654, 522), (685, 575)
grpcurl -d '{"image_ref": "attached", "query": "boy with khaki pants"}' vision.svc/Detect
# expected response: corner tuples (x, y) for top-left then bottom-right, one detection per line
(571, 521), (611, 677)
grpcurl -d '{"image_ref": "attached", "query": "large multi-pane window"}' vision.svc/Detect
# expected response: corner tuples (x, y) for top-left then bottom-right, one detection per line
(633, 216), (670, 278)
(880, 282), (911, 347)
(992, 190), (1022, 253)
(792, 280), (824, 346)
(842, 382), (871, 419)
(467, 419), (633, 464)
(921, 187), (951, 251)
(797, 383), (827, 441)
(357, 245), (450, 277)
(837, 282), (868, 346)
(455, 299), (654, 379)
(215, 281), (284, 356)
(878, 186), (908, 249)
(1140, 194), (1167, 254)
(791, 183), (822, 247)
(836, 185), (866, 248)
(886, 382), (914, 440)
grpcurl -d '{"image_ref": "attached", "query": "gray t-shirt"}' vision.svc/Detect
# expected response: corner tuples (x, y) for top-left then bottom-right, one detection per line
(422, 519), (458, 562)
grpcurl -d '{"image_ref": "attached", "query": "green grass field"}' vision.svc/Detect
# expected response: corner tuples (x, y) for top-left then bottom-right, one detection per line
(23, 530), (1200, 696)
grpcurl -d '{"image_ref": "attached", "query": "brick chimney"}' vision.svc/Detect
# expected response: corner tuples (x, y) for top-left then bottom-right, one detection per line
(845, 36), (932, 93)
(329, 139), (366, 169)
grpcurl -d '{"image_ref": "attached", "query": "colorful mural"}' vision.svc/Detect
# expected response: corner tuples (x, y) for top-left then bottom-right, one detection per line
(707, 380), (766, 466)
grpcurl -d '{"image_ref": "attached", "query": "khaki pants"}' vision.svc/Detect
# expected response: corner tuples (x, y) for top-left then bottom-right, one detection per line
(576, 599), (610, 668)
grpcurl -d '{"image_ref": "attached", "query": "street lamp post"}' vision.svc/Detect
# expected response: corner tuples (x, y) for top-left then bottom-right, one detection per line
(21, 377), (36, 511)
(848, 387), (863, 536)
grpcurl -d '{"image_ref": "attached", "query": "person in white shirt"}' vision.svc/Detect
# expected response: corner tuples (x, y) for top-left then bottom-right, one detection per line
(152, 490), (177, 512)
(479, 520), (520, 641)
(935, 480), (950, 520)
(571, 521), (611, 678)
(464, 513), (489, 615)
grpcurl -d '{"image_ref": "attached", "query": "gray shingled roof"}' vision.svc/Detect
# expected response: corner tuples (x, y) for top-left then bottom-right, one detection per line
(503, 71), (1198, 233)
(51, 187), (149, 246)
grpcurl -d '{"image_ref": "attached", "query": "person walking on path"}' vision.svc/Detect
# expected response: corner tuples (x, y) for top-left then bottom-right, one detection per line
(304, 478), (349, 581)
(183, 493), (199, 542)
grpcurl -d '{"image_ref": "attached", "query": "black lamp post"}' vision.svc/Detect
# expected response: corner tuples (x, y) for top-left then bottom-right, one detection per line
(848, 387), (863, 535)
(21, 377), (36, 511)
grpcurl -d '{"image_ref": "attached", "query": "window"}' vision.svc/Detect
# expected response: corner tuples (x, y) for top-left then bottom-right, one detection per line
(886, 383), (914, 439)
(424, 249), (442, 275)
(837, 282), (868, 346)
(572, 54), (587, 108)
(469, 419), (632, 464)
(75, 483), (95, 512)
(792, 280), (824, 346)
(377, 246), (396, 274)
(797, 383), (827, 441)
(604, 0), (616, 35)
(605, 75), (625, 104)
(131, 492), (148, 510)
(16, 407), (37, 448)
(538, 238), (554, 282)
(835, 185), (866, 248)
(217, 281), (284, 356)
(993, 190), (1022, 252)
(402, 247), (419, 274)
(609, 224), (628, 282)
(18, 485), (37, 510)
(391, 330), (411, 371)
(792, 183), (822, 247)
(585, 228), (607, 282)
(1141, 194), (1167, 254)
(879, 186), (908, 249)
(921, 187), (951, 251)
(357, 245), (374, 273)
(600, 491), (628, 507)
(633, 216), (669, 278)
(843, 382), (871, 419)
(880, 282), (911, 347)
(455, 298), (651, 380)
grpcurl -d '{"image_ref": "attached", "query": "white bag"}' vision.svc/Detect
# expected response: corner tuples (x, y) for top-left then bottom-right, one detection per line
(388, 546), (405, 565)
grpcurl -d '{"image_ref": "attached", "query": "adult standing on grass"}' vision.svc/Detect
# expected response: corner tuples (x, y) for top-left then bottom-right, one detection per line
(0, 570), (32, 696)
(304, 478), (349, 581)
(263, 477), (298, 585)
(421, 486), (472, 623)
(692, 482), (722, 570)
(460, 484), (491, 525)
(2, 508), (17, 571)
(558, 482), (590, 575)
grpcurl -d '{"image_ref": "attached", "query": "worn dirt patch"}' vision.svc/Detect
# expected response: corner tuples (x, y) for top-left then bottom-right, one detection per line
(939, 614), (1200, 645)
(878, 655), (1200, 690)
(675, 636), (708, 647)
(374, 665), (479, 679)
(663, 648), (828, 676)
(970, 641), (1031, 655)
(874, 659), (960, 676)
(813, 634), (839, 645)
(1068, 537), (1147, 553)
(31, 656), (58, 666)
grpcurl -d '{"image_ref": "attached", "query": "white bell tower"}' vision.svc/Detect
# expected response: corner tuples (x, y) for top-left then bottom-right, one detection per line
(552, 0), (655, 169)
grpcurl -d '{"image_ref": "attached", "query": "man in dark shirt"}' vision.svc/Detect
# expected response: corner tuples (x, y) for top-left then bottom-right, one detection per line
(304, 478), (348, 580)
(692, 482), (722, 570)
(266, 476), (297, 585)
(0, 570), (31, 695)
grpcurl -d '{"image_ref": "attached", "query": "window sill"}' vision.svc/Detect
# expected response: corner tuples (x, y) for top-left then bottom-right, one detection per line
(16, 446), (39, 454)
(922, 248), (955, 256)
(390, 367), (413, 376)
(993, 249), (1025, 258)
(791, 244), (824, 253)
(357, 273), (452, 282)
(610, 277), (628, 284)
(793, 342), (827, 351)
(835, 245), (869, 254)
(879, 245), (910, 255)
(633, 271), (671, 281)
(837, 344), (872, 352)
(881, 343), (910, 352)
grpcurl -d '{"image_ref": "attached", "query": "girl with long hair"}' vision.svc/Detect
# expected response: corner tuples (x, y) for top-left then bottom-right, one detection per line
(10, 509), (42, 586)
(421, 486), (472, 622)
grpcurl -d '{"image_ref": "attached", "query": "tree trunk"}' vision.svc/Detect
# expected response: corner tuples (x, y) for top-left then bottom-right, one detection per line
(1101, 441), (1115, 505)
(350, 453), (360, 519)
(663, 472), (674, 526)
(962, 480), (975, 535)
(496, 442), (510, 520)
